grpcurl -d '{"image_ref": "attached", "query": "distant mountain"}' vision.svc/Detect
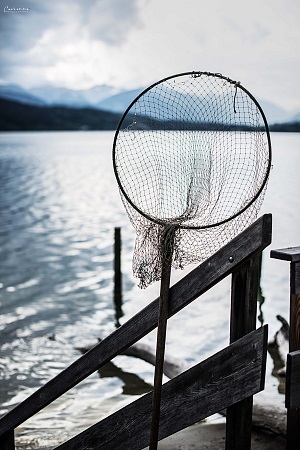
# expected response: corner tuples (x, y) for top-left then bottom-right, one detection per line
(28, 84), (122, 108)
(1, 83), (300, 127)
(0, 83), (144, 114)
(258, 100), (294, 125)
(290, 111), (300, 122)
(97, 88), (145, 113)
(97, 87), (299, 126)
(0, 84), (46, 106)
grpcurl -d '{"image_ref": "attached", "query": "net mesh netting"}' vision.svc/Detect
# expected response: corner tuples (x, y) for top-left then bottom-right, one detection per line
(113, 72), (271, 288)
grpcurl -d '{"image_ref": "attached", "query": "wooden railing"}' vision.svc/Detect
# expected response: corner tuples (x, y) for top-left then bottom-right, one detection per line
(271, 247), (300, 450)
(0, 214), (273, 449)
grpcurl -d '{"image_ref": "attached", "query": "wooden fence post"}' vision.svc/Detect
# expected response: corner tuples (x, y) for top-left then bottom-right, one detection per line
(270, 247), (300, 450)
(225, 252), (262, 450)
(114, 227), (123, 327)
(286, 350), (300, 450)
(1, 430), (15, 449)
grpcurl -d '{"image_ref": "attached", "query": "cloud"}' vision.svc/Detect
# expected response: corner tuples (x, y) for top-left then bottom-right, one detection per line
(0, 0), (144, 83)
(78, 0), (143, 45)
(0, 0), (299, 110)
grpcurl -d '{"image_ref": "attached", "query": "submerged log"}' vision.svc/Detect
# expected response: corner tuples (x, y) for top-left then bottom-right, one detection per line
(76, 340), (189, 379)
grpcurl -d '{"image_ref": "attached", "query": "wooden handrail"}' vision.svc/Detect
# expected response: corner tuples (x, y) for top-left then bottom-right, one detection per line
(0, 214), (272, 438)
(271, 248), (300, 450)
(55, 326), (268, 450)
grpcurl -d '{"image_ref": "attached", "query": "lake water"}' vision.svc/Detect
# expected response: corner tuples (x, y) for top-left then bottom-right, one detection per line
(0, 131), (299, 448)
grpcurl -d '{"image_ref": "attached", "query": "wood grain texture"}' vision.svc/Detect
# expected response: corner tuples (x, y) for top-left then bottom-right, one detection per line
(0, 431), (15, 449)
(271, 252), (300, 449)
(149, 228), (174, 450)
(287, 262), (300, 449)
(0, 214), (272, 437)
(286, 350), (300, 409)
(270, 247), (300, 263)
(290, 294), (300, 353)
(55, 326), (268, 450)
(226, 253), (262, 450)
(286, 350), (300, 449)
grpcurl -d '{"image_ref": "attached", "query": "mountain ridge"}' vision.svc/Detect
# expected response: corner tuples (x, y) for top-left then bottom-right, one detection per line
(1, 82), (300, 125)
(0, 97), (299, 132)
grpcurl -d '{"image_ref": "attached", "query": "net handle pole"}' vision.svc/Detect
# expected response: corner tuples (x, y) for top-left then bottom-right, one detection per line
(149, 227), (176, 450)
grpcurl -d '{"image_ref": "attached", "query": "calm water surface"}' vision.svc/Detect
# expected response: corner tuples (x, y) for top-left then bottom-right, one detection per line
(0, 131), (299, 448)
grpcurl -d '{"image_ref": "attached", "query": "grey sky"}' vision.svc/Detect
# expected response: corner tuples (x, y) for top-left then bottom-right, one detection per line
(0, 0), (299, 111)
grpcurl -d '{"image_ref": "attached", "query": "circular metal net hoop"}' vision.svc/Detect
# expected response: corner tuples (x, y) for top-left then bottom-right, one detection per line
(113, 72), (271, 288)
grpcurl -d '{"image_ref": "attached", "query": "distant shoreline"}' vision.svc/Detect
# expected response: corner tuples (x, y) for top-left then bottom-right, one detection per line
(1, 97), (299, 132)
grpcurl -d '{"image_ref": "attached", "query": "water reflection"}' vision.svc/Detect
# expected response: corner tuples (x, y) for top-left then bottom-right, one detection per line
(0, 131), (299, 447)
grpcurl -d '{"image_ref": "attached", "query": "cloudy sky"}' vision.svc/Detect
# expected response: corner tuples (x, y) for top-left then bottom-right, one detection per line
(0, 0), (299, 111)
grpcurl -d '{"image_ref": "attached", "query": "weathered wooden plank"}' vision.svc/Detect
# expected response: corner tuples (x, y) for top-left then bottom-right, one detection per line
(229, 254), (261, 341)
(286, 351), (300, 450)
(55, 326), (268, 450)
(0, 214), (272, 437)
(290, 260), (300, 356)
(226, 253), (262, 450)
(286, 350), (300, 409)
(270, 247), (300, 263)
(0, 430), (15, 449)
(287, 265), (300, 450)
(291, 262), (300, 296)
(271, 247), (300, 450)
(290, 293), (300, 353)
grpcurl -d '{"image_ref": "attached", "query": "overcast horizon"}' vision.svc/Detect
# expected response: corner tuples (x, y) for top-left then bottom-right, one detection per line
(1, 0), (299, 112)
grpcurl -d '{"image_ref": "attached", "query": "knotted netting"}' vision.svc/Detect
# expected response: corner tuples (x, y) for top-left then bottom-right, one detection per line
(113, 71), (271, 288)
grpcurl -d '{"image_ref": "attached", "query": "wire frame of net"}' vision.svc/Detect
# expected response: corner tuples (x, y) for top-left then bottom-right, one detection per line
(113, 71), (272, 288)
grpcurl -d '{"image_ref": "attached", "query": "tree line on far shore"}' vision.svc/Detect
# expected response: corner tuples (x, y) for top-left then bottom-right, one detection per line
(1, 97), (299, 132)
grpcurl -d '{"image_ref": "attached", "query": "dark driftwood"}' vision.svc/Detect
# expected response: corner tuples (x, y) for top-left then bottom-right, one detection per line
(268, 314), (289, 377)
(0, 214), (272, 438)
(121, 342), (190, 379)
(55, 327), (268, 450)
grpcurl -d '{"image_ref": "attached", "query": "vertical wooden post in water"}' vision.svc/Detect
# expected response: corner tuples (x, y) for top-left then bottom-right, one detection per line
(225, 253), (262, 450)
(271, 247), (300, 450)
(114, 227), (123, 327)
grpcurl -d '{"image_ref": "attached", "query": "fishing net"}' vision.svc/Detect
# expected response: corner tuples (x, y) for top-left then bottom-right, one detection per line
(113, 71), (271, 289)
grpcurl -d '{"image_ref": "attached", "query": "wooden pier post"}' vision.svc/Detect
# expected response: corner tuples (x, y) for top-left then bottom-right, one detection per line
(1, 430), (15, 449)
(225, 253), (262, 450)
(114, 227), (123, 327)
(271, 247), (300, 450)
